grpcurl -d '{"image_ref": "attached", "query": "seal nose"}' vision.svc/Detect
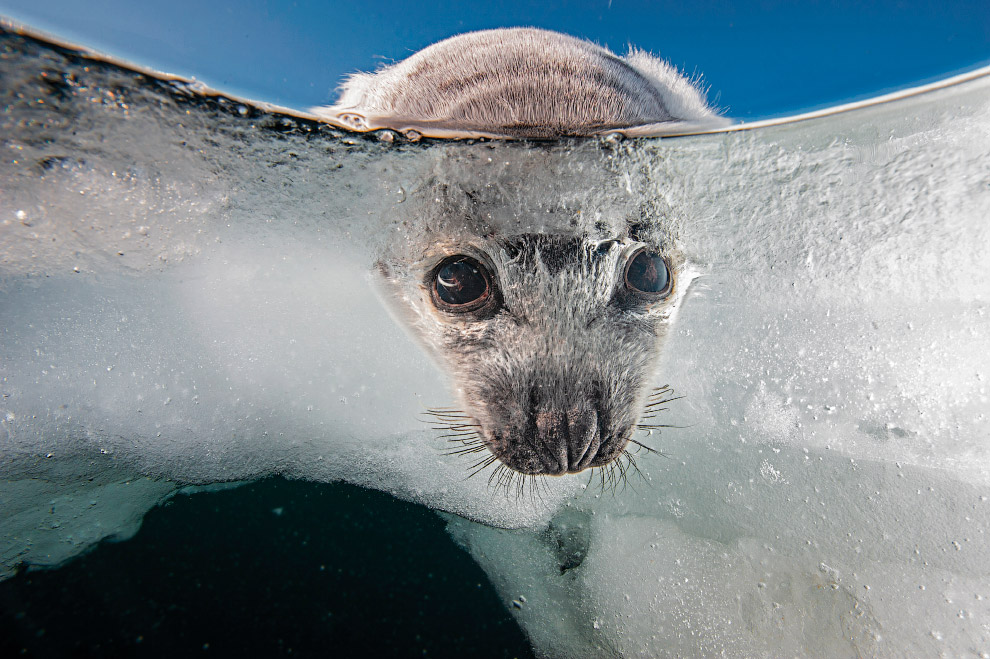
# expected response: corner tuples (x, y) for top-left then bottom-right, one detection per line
(534, 403), (600, 474)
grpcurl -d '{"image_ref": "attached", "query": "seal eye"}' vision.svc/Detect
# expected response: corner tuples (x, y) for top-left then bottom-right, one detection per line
(624, 249), (671, 297)
(432, 256), (493, 312)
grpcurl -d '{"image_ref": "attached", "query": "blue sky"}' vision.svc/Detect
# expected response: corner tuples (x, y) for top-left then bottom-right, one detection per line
(1, 0), (988, 119)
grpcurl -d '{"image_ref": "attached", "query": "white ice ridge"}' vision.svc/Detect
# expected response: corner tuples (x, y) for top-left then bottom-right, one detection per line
(3, 24), (990, 657)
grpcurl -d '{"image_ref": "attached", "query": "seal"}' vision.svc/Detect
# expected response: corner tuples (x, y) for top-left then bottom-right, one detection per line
(322, 28), (716, 478)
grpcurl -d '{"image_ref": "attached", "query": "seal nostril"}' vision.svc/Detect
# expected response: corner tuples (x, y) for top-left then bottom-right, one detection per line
(535, 408), (568, 475)
(574, 436), (600, 471)
(567, 405), (599, 472)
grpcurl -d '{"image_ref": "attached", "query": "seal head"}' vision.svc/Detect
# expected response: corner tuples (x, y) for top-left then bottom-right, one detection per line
(375, 144), (692, 476)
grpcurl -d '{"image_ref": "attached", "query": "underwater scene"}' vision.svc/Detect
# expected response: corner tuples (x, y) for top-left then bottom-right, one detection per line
(2, 2), (990, 657)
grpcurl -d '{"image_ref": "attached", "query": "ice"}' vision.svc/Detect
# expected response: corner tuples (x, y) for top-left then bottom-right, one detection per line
(3, 25), (990, 656)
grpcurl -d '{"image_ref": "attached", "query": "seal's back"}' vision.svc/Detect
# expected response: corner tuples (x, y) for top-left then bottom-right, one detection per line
(311, 28), (727, 138)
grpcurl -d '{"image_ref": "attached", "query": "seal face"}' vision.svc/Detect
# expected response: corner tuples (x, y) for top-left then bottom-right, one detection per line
(420, 236), (677, 475)
(376, 140), (692, 478)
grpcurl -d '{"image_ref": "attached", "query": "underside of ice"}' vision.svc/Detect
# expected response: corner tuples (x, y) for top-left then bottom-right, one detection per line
(2, 26), (989, 657)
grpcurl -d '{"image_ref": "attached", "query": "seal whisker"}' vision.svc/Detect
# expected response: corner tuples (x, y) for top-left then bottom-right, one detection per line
(522, 473), (541, 505)
(611, 452), (647, 494)
(635, 387), (684, 455)
(606, 463), (619, 494)
(469, 453), (499, 470)
(446, 442), (483, 450)
(447, 439), (484, 448)
(598, 463), (611, 495)
(438, 431), (480, 440)
(523, 474), (535, 503)
(445, 445), (489, 456)
(485, 467), (506, 502)
(422, 411), (473, 418)
(424, 415), (479, 426)
(533, 474), (551, 504)
(488, 463), (506, 488)
(646, 390), (682, 403)
(614, 455), (630, 493)
(499, 468), (516, 498)
(642, 404), (675, 412)
(488, 464), (508, 492)
(609, 464), (620, 494)
(521, 474), (535, 504)
(467, 454), (499, 479)
(444, 437), (483, 447)
(645, 395), (683, 405)
(497, 467), (510, 493)
(624, 451), (646, 481)
(626, 437), (666, 457)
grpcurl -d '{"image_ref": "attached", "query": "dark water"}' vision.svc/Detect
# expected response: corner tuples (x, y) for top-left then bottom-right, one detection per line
(0, 479), (536, 658)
